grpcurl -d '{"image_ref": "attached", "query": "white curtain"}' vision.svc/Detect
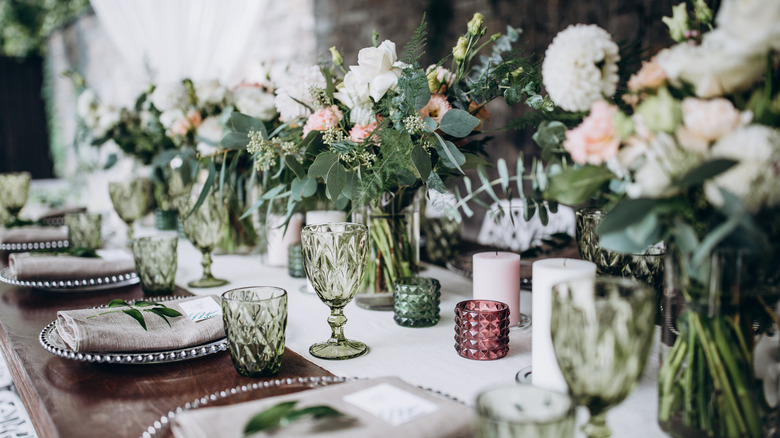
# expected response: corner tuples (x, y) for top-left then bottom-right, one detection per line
(89, 0), (265, 85)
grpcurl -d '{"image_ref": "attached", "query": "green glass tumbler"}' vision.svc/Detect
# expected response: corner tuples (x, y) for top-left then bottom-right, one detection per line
(474, 384), (576, 438)
(132, 235), (178, 295)
(65, 212), (103, 249)
(0, 172), (31, 221)
(222, 287), (287, 377)
(393, 276), (441, 327)
(178, 189), (228, 288)
(301, 222), (368, 360)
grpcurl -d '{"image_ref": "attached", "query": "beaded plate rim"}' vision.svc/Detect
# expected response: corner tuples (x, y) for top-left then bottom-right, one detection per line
(39, 296), (228, 365)
(0, 239), (70, 252)
(138, 376), (464, 438)
(0, 266), (139, 292)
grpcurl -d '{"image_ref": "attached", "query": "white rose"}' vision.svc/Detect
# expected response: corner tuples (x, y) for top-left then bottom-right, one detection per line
(196, 116), (223, 156)
(195, 79), (226, 106)
(352, 40), (404, 101)
(233, 86), (277, 121)
(625, 133), (685, 199)
(705, 124), (780, 212)
(716, 0), (780, 51)
(150, 82), (190, 111)
(675, 97), (747, 153)
(657, 30), (765, 98)
(159, 110), (184, 129)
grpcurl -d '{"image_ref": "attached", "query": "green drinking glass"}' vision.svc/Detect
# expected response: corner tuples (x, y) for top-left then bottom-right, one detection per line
(65, 212), (103, 249)
(0, 172), (31, 222)
(108, 178), (153, 243)
(178, 189), (229, 288)
(300, 222), (368, 360)
(550, 277), (656, 438)
(474, 384), (576, 438)
(132, 235), (178, 295)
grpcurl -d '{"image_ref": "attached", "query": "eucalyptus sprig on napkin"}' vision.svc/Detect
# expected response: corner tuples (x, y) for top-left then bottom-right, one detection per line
(31, 247), (100, 258)
(243, 400), (347, 436)
(86, 299), (183, 331)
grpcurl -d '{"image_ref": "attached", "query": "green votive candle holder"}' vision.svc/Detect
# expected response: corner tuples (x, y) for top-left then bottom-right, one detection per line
(132, 235), (178, 295)
(474, 384), (576, 438)
(222, 287), (288, 377)
(65, 212), (103, 249)
(393, 276), (441, 327)
(287, 243), (306, 278)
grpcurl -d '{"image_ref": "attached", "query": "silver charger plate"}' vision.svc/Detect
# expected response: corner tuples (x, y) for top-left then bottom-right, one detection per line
(139, 376), (463, 438)
(0, 239), (69, 252)
(39, 321), (228, 365)
(0, 266), (139, 292)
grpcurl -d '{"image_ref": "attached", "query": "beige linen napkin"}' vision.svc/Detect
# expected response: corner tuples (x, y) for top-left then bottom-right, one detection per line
(8, 249), (135, 281)
(0, 226), (68, 244)
(56, 295), (225, 353)
(171, 376), (472, 438)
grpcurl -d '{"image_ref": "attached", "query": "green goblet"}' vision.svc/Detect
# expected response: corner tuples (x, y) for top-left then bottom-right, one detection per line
(108, 178), (153, 243)
(0, 172), (31, 222)
(300, 222), (369, 360)
(178, 189), (228, 288)
(550, 277), (656, 438)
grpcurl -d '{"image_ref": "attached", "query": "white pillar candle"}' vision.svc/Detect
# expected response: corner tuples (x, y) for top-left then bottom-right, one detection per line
(473, 252), (522, 326)
(531, 258), (596, 392)
(265, 212), (304, 267)
(305, 210), (346, 225)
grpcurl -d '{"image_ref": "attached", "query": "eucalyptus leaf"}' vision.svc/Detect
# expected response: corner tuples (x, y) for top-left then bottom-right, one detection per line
(478, 167), (500, 204)
(220, 132), (250, 150)
(308, 152), (340, 180)
(326, 161), (349, 201)
(291, 177), (318, 201)
(432, 135), (466, 172)
(545, 166), (613, 205)
(411, 144), (431, 181)
(497, 158), (509, 192)
(597, 198), (660, 234)
(504, 84), (524, 105)
(538, 203), (549, 226)
(230, 112), (266, 136)
(422, 116), (438, 133)
(673, 159), (737, 189)
(438, 109), (480, 138)
(285, 156), (306, 180)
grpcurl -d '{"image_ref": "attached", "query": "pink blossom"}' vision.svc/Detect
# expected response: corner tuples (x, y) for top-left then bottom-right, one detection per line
(564, 100), (621, 165)
(170, 109), (202, 136)
(419, 94), (452, 125)
(628, 56), (667, 92)
(302, 105), (344, 138)
(349, 121), (379, 143)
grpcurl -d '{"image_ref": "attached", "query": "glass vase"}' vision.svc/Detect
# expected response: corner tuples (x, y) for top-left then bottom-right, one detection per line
(352, 189), (421, 310)
(658, 245), (780, 438)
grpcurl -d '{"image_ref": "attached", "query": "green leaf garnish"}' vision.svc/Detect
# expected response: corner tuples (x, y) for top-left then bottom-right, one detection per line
(31, 247), (100, 258)
(86, 300), (183, 331)
(243, 401), (348, 436)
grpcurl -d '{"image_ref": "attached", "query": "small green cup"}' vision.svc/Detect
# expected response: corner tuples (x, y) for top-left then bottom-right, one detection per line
(132, 235), (178, 295)
(222, 287), (288, 377)
(65, 212), (103, 249)
(474, 384), (576, 438)
(393, 276), (441, 327)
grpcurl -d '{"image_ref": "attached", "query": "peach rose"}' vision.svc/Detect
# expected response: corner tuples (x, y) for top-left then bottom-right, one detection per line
(170, 109), (202, 136)
(302, 105), (344, 138)
(349, 121), (379, 143)
(627, 56), (667, 92)
(564, 100), (621, 165)
(419, 94), (452, 125)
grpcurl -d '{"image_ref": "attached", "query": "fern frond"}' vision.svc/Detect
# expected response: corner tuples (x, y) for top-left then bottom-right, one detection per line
(400, 14), (428, 65)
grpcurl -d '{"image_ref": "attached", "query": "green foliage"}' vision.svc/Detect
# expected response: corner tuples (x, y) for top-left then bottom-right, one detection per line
(86, 299), (183, 331)
(0, 0), (90, 57)
(243, 400), (347, 436)
(545, 166), (614, 205)
(400, 14), (427, 65)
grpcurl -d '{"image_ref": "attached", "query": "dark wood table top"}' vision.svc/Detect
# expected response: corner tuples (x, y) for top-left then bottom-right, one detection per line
(0, 281), (332, 438)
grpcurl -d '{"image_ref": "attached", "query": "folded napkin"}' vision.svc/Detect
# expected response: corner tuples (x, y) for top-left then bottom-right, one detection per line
(37, 206), (87, 225)
(56, 295), (225, 353)
(0, 226), (68, 244)
(171, 376), (472, 438)
(8, 249), (135, 281)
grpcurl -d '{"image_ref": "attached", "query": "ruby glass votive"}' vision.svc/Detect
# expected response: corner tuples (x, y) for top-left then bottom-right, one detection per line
(454, 299), (510, 360)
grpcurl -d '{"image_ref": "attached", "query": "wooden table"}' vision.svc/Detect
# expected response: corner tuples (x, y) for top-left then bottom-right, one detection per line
(0, 281), (332, 438)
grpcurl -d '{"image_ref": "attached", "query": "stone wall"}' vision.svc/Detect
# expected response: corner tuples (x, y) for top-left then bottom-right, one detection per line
(47, 0), (676, 241)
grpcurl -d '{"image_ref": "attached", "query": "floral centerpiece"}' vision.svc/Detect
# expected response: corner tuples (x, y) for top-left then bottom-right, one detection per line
(457, 0), (780, 436)
(218, 13), (550, 294)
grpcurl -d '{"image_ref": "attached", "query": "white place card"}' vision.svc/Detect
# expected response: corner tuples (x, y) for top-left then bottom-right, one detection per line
(343, 383), (438, 426)
(179, 297), (222, 322)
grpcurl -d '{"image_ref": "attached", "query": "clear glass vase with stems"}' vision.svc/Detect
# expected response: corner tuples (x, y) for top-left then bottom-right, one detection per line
(658, 244), (780, 438)
(351, 188), (421, 310)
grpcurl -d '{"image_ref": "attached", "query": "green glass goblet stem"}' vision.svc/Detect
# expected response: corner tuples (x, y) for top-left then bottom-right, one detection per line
(178, 189), (228, 288)
(550, 277), (656, 438)
(0, 172), (31, 221)
(301, 222), (369, 360)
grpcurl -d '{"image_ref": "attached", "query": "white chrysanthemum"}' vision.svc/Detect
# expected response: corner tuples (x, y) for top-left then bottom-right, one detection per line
(233, 86), (277, 121)
(705, 124), (780, 212)
(273, 65), (326, 122)
(150, 82), (190, 112)
(542, 24), (620, 112)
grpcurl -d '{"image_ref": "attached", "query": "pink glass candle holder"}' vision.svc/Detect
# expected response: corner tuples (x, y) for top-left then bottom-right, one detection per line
(454, 300), (510, 360)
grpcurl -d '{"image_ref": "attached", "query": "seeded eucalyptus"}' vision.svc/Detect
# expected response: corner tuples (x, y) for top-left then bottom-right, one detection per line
(86, 299), (183, 331)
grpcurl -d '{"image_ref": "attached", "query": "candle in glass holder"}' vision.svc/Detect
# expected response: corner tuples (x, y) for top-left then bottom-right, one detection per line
(473, 251), (524, 327)
(265, 213), (304, 267)
(532, 258), (596, 392)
